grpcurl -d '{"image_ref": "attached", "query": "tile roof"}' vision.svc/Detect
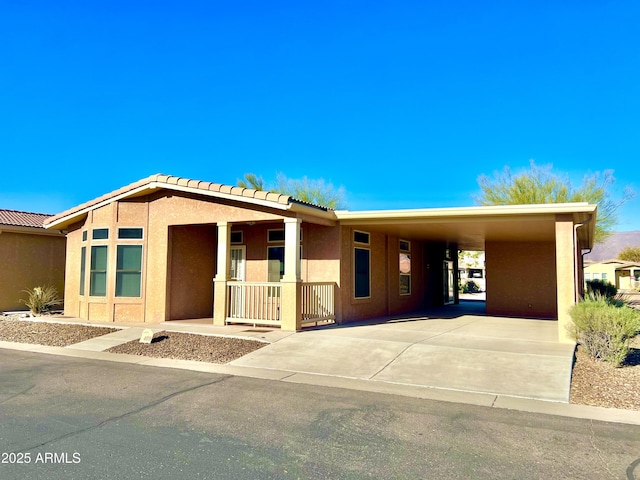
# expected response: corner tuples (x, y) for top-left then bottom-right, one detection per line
(0, 209), (51, 229)
(45, 174), (330, 229)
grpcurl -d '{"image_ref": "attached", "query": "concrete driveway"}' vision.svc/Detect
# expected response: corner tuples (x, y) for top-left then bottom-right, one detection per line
(231, 303), (576, 402)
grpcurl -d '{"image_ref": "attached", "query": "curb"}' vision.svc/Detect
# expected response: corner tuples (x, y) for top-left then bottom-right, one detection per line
(1, 338), (638, 427)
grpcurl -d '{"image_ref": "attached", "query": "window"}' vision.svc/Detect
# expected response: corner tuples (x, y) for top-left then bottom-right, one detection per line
(400, 253), (411, 295)
(267, 246), (285, 282)
(82, 231), (87, 242)
(354, 231), (370, 244)
(469, 268), (483, 279)
(585, 272), (592, 280)
(230, 231), (243, 244)
(602, 273), (608, 281)
(116, 245), (142, 297)
(118, 227), (143, 239)
(90, 246), (108, 296)
(354, 247), (371, 298)
(268, 229), (285, 243)
(399, 239), (411, 295)
(80, 247), (86, 295)
(92, 228), (109, 240)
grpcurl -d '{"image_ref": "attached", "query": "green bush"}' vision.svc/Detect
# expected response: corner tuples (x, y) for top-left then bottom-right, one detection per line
(20, 286), (63, 315)
(586, 279), (617, 299)
(461, 280), (480, 293)
(569, 293), (640, 367)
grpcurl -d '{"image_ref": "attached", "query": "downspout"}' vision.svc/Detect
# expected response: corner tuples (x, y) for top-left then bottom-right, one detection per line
(574, 217), (593, 302)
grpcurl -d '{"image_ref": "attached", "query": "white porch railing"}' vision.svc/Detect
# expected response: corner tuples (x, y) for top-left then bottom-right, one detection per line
(301, 282), (336, 325)
(225, 281), (336, 327)
(226, 282), (282, 326)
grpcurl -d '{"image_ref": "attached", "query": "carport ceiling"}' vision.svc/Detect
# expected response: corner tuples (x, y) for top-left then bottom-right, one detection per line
(335, 204), (596, 251)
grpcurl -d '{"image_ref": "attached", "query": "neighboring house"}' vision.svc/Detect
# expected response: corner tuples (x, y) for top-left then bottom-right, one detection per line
(0, 209), (66, 312)
(458, 251), (486, 291)
(584, 259), (640, 291)
(44, 174), (597, 342)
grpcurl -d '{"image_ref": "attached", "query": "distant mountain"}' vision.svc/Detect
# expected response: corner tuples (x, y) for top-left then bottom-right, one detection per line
(584, 231), (640, 262)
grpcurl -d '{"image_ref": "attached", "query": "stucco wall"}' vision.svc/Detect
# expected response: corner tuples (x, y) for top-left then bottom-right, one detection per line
(338, 227), (427, 323)
(485, 240), (557, 318)
(0, 231), (66, 312)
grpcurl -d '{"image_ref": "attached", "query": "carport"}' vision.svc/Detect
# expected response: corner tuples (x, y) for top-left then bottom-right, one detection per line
(335, 203), (597, 343)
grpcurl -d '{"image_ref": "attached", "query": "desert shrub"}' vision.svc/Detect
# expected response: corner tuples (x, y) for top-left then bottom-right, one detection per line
(586, 279), (617, 299)
(20, 286), (63, 315)
(569, 293), (640, 366)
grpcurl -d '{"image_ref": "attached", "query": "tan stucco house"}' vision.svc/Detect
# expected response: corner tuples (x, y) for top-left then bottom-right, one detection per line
(584, 259), (640, 290)
(44, 174), (597, 342)
(0, 209), (66, 312)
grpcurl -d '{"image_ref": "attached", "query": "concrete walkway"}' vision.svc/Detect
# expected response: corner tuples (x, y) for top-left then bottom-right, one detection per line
(2, 306), (639, 426)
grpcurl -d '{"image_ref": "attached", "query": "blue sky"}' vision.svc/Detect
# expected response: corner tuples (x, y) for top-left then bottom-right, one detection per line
(2, 1), (639, 230)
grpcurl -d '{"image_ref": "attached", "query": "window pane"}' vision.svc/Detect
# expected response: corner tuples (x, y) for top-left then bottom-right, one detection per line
(268, 229), (285, 242)
(91, 245), (108, 269)
(354, 231), (369, 244)
(118, 228), (143, 239)
(400, 274), (411, 295)
(399, 240), (410, 252)
(400, 253), (411, 274)
(90, 272), (107, 296)
(267, 246), (285, 282)
(116, 245), (142, 297)
(354, 247), (370, 298)
(116, 272), (141, 297)
(82, 231), (87, 241)
(117, 245), (142, 270)
(230, 231), (243, 244)
(80, 247), (86, 295)
(92, 228), (109, 240)
(89, 246), (108, 296)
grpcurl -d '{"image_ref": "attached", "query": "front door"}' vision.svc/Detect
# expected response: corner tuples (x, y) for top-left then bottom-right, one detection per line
(230, 246), (246, 281)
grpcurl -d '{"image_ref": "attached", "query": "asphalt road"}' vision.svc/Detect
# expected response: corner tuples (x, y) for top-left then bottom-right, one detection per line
(1, 349), (639, 480)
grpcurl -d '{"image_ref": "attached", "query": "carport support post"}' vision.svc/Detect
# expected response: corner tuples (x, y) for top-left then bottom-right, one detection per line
(556, 215), (576, 343)
(280, 218), (302, 331)
(213, 222), (230, 326)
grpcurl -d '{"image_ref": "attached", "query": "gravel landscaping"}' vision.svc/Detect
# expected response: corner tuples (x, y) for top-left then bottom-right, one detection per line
(1, 315), (638, 410)
(106, 330), (267, 363)
(0, 316), (117, 347)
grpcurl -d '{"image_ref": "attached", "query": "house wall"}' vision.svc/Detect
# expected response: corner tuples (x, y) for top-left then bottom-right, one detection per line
(337, 227), (426, 323)
(0, 230), (66, 312)
(485, 240), (557, 318)
(64, 190), (337, 323)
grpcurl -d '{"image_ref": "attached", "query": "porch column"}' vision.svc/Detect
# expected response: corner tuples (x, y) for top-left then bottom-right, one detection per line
(281, 217), (302, 331)
(213, 221), (230, 326)
(556, 214), (576, 343)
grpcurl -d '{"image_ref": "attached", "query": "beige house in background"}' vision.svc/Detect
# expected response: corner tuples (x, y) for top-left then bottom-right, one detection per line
(584, 259), (640, 290)
(0, 209), (66, 312)
(44, 174), (597, 342)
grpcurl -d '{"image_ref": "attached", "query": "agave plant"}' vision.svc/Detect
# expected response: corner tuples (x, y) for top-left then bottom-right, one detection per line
(20, 286), (63, 315)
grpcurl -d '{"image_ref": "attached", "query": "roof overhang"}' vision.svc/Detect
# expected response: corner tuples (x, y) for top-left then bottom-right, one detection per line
(0, 225), (66, 237)
(335, 203), (597, 251)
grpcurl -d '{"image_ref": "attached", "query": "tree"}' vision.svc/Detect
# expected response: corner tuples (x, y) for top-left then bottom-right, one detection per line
(237, 172), (346, 209)
(618, 246), (640, 262)
(475, 160), (633, 242)
(237, 173), (265, 191)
